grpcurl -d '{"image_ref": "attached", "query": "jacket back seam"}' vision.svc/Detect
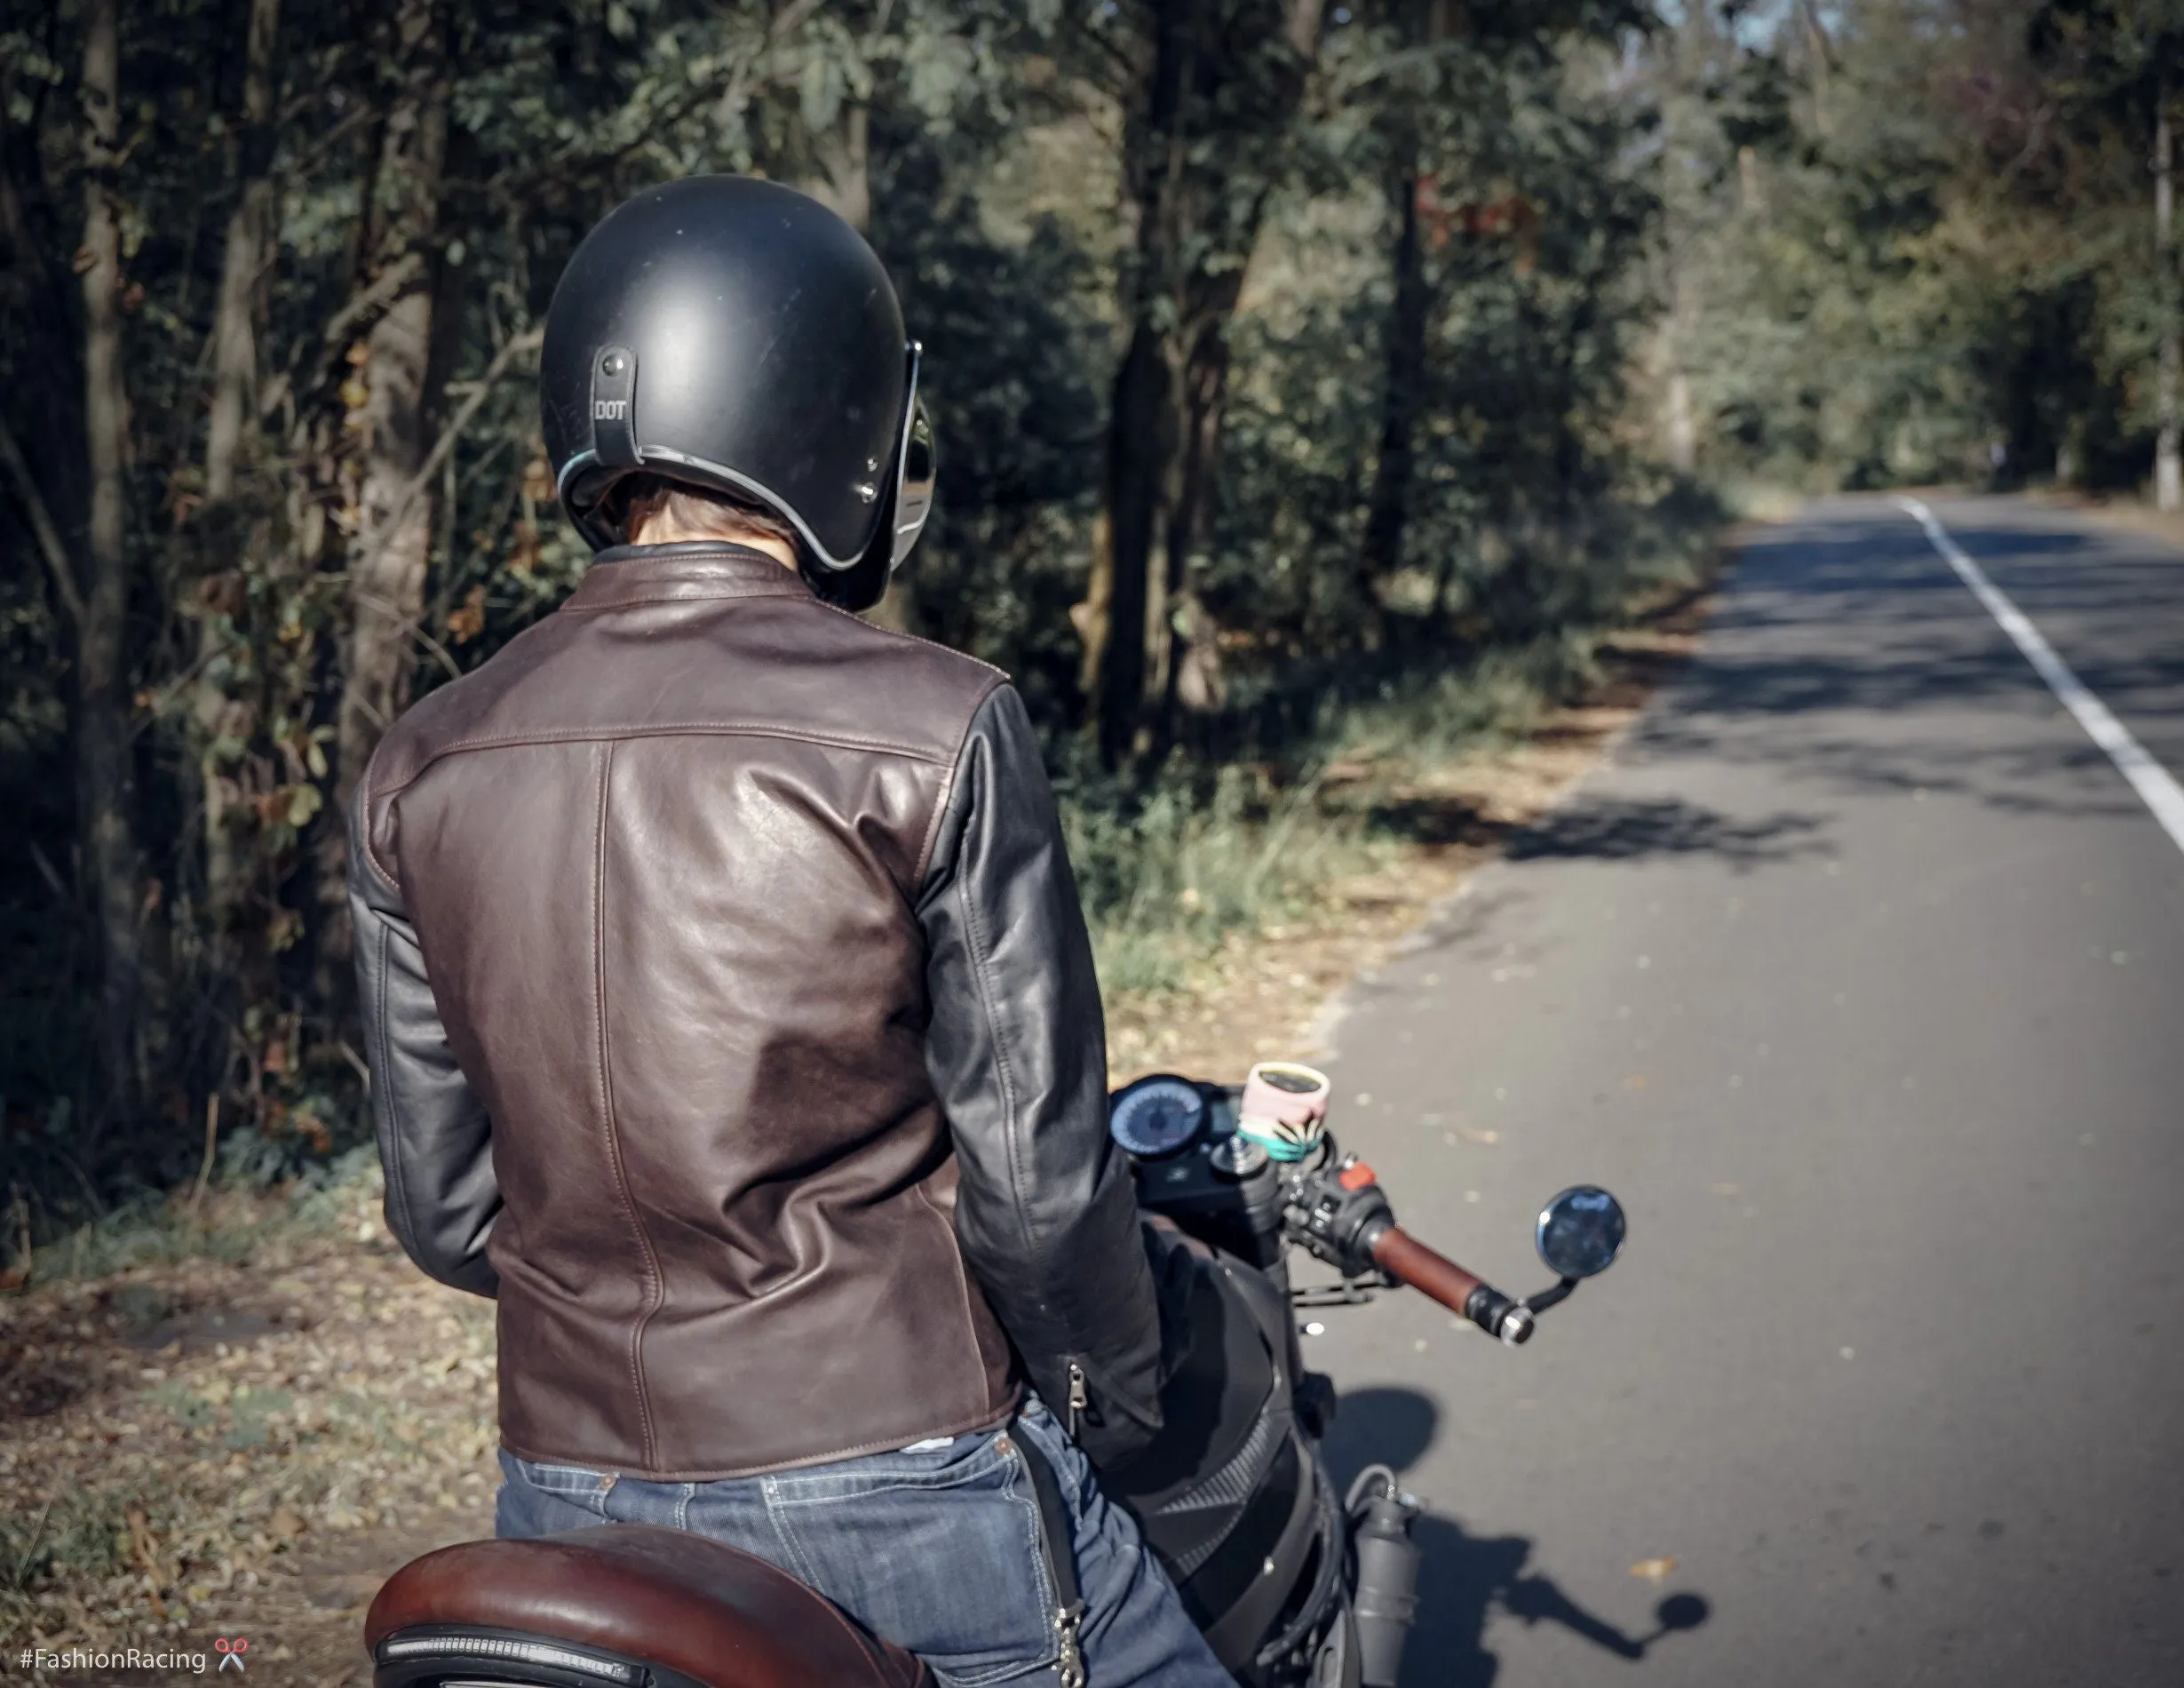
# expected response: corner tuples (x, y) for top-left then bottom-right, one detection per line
(357, 768), (400, 890)
(369, 915), (417, 1251)
(807, 597), (1011, 683)
(914, 1176), (999, 1405)
(592, 740), (664, 1466)
(952, 863), (1035, 1262)
(369, 721), (957, 812)
(560, 589), (808, 613)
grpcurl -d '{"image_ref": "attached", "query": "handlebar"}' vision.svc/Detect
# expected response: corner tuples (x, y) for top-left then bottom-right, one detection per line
(1369, 1224), (1535, 1346)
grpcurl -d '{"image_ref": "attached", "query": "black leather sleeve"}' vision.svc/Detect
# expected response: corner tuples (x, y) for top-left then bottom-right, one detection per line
(346, 784), (502, 1299)
(917, 683), (1165, 1468)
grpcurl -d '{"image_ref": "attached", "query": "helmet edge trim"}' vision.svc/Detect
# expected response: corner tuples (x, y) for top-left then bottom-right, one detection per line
(557, 448), (857, 569)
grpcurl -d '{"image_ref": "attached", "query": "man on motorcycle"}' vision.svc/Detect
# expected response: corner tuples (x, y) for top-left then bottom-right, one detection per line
(346, 175), (1229, 1687)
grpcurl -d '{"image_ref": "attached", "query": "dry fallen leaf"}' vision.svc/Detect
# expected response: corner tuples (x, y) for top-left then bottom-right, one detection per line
(1631, 1557), (1678, 1585)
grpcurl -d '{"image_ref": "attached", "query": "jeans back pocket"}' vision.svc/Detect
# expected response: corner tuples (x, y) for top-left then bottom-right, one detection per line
(752, 1431), (1059, 1686)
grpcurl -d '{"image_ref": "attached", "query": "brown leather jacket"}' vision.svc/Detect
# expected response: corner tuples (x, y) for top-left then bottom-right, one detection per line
(347, 542), (1163, 1480)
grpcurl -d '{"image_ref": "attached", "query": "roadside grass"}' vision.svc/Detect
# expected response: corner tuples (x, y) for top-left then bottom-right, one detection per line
(20, 1146), (377, 1287)
(1, 1169), (499, 1653)
(0, 498), (1726, 1677)
(2026, 484), (2184, 552)
(1068, 617), (1686, 1021)
(15, 524), (1715, 1292)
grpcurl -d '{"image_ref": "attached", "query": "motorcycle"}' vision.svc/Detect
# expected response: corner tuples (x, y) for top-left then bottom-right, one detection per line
(365, 1062), (1626, 1688)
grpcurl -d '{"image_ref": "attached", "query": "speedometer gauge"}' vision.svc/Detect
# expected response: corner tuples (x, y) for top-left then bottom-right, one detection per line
(1108, 1075), (1209, 1159)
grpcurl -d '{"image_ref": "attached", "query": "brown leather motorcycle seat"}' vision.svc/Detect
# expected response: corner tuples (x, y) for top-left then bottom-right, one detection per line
(366, 1524), (931, 1688)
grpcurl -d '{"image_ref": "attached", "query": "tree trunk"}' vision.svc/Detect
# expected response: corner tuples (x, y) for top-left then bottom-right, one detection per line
(2156, 90), (2180, 513)
(805, 103), (872, 235)
(1095, 321), (1171, 766)
(76, 0), (146, 1144)
(1360, 135), (1427, 640)
(203, 0), (281, 501)
(1156, 307), (1238, 728)
(195, 0), (280, 974)
(1665, 368), (1696, 474)
(336, 0), (450, 823)
(1090, 2), (1193, 768)
(1087, 0), (1319, 767)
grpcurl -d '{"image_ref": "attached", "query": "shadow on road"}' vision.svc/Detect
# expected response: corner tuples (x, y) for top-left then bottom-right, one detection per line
(1505, 796), (1828, 869)
(1322, 1388), (1711, 1685)
(1612, 513), (2184, 823)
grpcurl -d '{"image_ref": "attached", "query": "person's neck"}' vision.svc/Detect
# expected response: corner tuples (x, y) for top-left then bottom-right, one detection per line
(626, 521), (798, 571)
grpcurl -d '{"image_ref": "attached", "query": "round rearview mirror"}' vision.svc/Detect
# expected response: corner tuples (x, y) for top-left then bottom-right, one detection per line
(1535, 1185), (1626, 1279)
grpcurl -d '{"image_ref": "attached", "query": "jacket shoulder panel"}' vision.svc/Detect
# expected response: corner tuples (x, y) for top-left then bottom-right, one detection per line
(358, 597), (1005, 886)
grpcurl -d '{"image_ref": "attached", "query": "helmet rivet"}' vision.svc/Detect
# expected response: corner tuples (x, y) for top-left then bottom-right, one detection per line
(600, 351), (627, 376)
(855, 482), (879, 504)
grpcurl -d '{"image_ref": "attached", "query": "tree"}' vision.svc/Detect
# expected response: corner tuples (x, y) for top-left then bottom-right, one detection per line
(0, 0), (1680, 1223)
(1079, 0), (1325, 767)
(2157, 72), (2179, 507)
(74, 0), (147, 1143)
(2031, 0), (2184, 505)
(338, 0), (455, 832)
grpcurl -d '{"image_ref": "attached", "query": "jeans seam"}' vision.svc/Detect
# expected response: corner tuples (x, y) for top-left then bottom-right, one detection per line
(760, 1475), (825, 1590)
(917, 1442), (1061, 1688)
(1004, 1440), (1064, 1628)
(518, 1465), (611, 1498)
(763, 1455), (1016, 1506)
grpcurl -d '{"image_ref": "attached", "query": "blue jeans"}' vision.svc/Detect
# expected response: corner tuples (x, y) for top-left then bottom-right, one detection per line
(495, 1396), (1232, 1688)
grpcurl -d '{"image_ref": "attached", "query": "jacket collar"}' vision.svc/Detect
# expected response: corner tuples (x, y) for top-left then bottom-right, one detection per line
(566, 542), (814, 610)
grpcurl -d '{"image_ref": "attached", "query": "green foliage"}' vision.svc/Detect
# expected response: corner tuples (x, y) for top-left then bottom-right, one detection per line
(1650, 0), (2180, 491)
(1, 1486), (141, 1598)
(0, 0), (1711, 1235)
(1066, 762), (1386, 999)
(22, 1143), (377, 1286)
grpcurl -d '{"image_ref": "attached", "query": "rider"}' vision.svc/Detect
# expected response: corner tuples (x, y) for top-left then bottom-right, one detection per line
(346, 175), (1228, 1686)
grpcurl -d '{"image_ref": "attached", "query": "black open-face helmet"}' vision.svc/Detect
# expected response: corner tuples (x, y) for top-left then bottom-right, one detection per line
(540, 175), (934, 610)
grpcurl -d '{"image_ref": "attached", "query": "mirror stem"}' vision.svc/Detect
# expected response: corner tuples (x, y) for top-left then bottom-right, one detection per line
(1521, 1276), (1580, 1317)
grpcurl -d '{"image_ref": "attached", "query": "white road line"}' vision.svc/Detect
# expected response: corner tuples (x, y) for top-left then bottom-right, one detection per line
(1896, 495), (2184, 857)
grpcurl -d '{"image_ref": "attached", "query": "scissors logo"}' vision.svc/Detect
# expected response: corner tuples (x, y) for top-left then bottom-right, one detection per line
(215, 1636), (249, 1672)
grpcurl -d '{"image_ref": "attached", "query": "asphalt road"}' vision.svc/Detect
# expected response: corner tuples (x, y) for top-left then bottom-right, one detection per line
(1306, 495), (2184, 1688)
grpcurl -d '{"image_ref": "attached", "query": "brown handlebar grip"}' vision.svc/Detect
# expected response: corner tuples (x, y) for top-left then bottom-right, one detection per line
(1370, 1225), (1485, 1317)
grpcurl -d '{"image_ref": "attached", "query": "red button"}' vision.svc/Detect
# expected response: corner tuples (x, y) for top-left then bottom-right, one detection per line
(1338, 1161), (1377, 1191)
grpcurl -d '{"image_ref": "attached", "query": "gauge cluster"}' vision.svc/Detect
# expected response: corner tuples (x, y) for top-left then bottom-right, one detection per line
(1108, 1073), (1214, 1159)
(1108, 1074), (1282, 1269)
